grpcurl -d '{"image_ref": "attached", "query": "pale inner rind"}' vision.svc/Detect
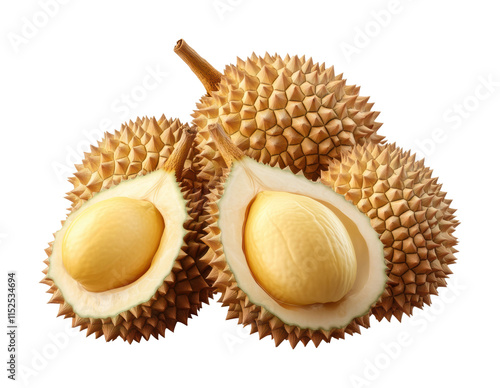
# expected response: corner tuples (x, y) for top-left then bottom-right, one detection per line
(48, 170), (187, 318)
(218, 159), (386, 330)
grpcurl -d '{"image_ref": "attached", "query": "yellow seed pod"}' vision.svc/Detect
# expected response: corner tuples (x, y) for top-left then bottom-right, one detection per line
(62, 197), (165, 292)
(244, 191), (357, 306)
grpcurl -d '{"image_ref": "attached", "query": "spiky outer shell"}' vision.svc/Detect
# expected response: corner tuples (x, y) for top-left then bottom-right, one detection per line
(200, 169), (371, 348)
(321, 143), (458, 322)
(192, 53), (384, 186)
(41, 116), (213, 343)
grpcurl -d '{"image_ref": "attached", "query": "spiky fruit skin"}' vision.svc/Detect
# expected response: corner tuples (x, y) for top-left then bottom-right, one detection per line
(192, 53), (384, 186)
(41, 116), (213, 343)
(201, 169), (371, 348)
(321, 143), (458, 322)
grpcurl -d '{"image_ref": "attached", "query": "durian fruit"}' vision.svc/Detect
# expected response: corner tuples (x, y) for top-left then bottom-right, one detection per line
(174, 39), (384, 184)
(201, 123), (388, 347)
(321, 143), (458, 322)
(41, 118), (213, 343)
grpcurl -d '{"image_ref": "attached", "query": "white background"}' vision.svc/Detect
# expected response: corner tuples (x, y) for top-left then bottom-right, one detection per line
(1, 0), (499, 387)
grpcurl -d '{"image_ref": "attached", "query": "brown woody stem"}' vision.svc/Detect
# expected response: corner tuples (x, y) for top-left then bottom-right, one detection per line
(208, 123), (244, 165)
(163, 124), (197, 180)
(174, 39), (222, 94)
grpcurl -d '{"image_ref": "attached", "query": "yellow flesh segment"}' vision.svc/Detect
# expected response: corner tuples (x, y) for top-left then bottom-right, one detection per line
(244, 191), (357, 306)
(62, 197), (165, 292)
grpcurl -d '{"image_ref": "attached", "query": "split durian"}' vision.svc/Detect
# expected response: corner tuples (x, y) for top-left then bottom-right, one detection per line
(42, 117), (213, 343)
(201, 123), (388, 347)
(174, 39), (384, 184)
(321, 143), (458, 322)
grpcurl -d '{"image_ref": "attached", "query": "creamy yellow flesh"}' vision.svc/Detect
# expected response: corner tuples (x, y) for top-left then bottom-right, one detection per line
(62, 197), (165, 292)
(244, 191), (357, 306)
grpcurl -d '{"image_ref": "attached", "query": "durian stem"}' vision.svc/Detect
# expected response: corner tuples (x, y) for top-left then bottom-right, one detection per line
(208, 123), (245, 165)
(163, 125), (197, 180)
(174, 39), (222, 94)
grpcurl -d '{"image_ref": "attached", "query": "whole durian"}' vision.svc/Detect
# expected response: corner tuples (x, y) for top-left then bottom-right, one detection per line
(174, 39), (384, 184)
(321, 143), (458, 321)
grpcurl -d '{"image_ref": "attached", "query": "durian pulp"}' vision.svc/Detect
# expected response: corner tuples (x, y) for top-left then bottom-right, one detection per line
(244, 191), (357, 306)
(48, 170), (187, 318)
(218, 158), (386, 330)
(62, 197), (165, 292)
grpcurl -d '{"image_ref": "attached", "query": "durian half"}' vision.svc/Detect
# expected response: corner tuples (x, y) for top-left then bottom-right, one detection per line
(42, 118), (213, 343)
(202, 123), (387, 347)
